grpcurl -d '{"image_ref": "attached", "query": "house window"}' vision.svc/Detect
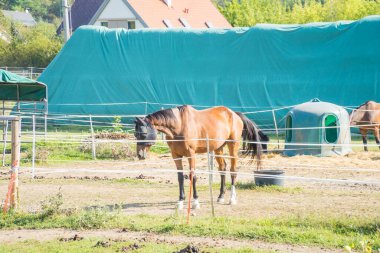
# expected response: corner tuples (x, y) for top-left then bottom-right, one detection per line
(128, 21), (136, 29)
(179, 17), (191, 28)
(100, 21), (108, 27)
(285, 115), (292, 142)
(205, 21), (214, 28)
(163, 19), (173, 28)
(324, 114), (338, 143)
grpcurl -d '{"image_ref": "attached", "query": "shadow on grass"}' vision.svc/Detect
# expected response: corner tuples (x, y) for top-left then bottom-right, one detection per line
(235, 182), (302, 193)
(84, 201), (178, 212)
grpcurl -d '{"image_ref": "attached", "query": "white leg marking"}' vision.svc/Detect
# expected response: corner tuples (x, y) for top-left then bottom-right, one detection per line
(229, 185), (237, 205)
(177, 200), (184, 210)
(192, 198), (200, 209)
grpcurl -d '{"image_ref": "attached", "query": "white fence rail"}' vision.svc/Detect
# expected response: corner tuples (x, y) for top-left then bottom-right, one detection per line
(0, 113), (379, 186)
(0, 67), (45, 80)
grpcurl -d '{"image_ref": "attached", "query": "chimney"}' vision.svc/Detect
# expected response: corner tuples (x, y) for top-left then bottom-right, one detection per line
(164, 0), (172, 8)
(62, 0), (71, 42)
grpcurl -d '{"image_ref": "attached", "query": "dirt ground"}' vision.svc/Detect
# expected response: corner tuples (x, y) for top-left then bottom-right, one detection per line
(0, 151), (379, 252)
(0, 151), (379, 218)
(0, 229), (344, 253)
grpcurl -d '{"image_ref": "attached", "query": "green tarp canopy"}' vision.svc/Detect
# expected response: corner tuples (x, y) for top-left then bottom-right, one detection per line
(0, 69), (47, 101)
(38, 15), (380, 127)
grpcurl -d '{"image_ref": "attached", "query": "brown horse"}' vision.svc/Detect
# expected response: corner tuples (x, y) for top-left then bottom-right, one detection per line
(350, 101), (380, 151)
(134, 105), (267, 209)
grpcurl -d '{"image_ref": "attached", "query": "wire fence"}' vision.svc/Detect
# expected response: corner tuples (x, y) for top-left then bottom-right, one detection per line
(0, 104), (380, 220)
(0, 67), (45, 80)
(0, 110), (379, 187)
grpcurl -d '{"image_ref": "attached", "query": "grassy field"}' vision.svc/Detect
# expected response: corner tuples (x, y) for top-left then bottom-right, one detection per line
(0, 238), (265, 253)
(0, 176), (379, 252)
(1, 207), (379, 251)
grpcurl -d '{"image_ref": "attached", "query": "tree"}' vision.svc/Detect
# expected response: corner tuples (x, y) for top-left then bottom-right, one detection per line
(218, 0), (380, 27)
(1, 0), (62, 23)
(0, 21), (63, 67)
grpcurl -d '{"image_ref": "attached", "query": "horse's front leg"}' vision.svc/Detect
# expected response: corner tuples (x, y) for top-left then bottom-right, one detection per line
(215, 148), (227, 203)
(228, 142), (240, 205)
(173, 153), (185, 210)
(360, 128), (368, 152)
(188, 151), (200, 209)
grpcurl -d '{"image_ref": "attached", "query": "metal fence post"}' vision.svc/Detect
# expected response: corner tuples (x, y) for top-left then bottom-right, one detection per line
(90, 115), (96, 160)
(32, 115), (36, 178)
(44, 113), (47, 141)
(144, 102), (148, 115)
(29, 67), (33, 79)
(206, 134), (215, 217)
(272, 109), (280, 150)
(2, 120), (8, 166)
(2, 101), (4, 141)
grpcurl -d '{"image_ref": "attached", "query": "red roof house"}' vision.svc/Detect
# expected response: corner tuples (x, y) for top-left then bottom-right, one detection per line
(62, 0), (231, 32)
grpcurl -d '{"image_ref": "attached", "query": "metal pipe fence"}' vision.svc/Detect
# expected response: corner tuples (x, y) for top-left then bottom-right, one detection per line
(0, 67), (45, 80)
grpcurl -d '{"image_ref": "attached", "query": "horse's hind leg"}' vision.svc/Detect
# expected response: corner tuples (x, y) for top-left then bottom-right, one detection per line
(187, 151), (200, 210)
(228, 141), (240, 205)
(360, 128), (368, 152)
(215, 148), (227, 203)
(192, 171), (200, 209)
(374, 127), (380, 150)
(172, 153), (185, 210)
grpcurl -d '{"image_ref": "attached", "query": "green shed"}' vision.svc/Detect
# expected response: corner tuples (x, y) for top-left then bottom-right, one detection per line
(284, 99), (351, 156)
(0, 69), (47, 113)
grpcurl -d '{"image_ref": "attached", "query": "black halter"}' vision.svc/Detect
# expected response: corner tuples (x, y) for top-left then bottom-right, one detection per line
(134, 118), (157, 146)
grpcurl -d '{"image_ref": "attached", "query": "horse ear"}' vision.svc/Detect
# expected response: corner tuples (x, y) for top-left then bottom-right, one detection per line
(136, 117), (146, 125)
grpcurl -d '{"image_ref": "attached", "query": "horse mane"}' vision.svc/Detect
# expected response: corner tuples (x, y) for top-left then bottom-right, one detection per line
(177, 105), (187, 113)
(356, 101), (371, 109)
(146, 105), (187, 125)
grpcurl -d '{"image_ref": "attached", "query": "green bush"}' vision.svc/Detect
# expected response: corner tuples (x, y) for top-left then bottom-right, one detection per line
(218, 0), (380, 27)
(0, 19), (62, 67)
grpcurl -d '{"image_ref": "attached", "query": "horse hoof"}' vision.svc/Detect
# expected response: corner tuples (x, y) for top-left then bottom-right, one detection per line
(192, 199), (200, 209)
(217, 198), (224, 204)
(177, 201), (184, 210)
(229, 199), (237, 205)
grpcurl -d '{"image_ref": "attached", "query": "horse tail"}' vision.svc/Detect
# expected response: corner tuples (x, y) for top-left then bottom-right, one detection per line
(235, 111), (265, 169)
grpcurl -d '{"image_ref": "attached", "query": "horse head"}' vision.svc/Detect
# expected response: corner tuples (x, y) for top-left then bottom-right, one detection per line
(134, 117), (157, 160)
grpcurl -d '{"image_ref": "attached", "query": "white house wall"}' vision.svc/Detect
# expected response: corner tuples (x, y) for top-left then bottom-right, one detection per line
(93, 0), (144, 29)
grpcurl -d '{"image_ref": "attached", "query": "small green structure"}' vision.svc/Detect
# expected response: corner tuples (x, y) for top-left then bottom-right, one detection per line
(284, 99), (351, 156)
(0, 69), (47, 113)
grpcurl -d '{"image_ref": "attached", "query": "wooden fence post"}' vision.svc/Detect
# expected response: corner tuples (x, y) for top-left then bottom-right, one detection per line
(10, 117), (20, 209)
